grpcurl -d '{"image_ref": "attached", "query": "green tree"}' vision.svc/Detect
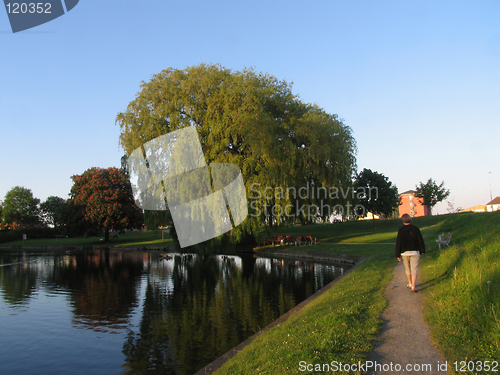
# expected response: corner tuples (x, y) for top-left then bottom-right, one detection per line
(40, 196), (66, 228)
(355, 169), (399, 225)
(2, 186), (40, 226)
(144, 210), (170, 232)
(59, 199), (97, 237)
(415, 178), (450, 216)
(70, 167), (143, 242)
(116, 64), (356, 249)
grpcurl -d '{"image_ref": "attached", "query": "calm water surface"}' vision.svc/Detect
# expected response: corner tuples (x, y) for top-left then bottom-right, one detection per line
(0, 249), (349, 374)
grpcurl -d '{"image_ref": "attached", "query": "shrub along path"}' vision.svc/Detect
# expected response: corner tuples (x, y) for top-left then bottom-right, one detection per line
(366, 261), (448, 375)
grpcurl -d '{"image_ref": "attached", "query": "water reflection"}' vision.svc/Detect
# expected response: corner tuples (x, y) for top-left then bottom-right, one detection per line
(0, 250), (348, 375)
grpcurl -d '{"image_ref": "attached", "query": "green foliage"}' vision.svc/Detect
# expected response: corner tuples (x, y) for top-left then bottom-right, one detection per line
(415, 178), (450, 214)
(70, 167), (143, 242)
(143, 210), (174, 244)
(59, 198), (98, 238)
(40, 196), (66, 228)
(2, 186), (40, 226)
(116, 64), (356, 250)
(354, 168), (399, 218)
(143, 210), (170, 230)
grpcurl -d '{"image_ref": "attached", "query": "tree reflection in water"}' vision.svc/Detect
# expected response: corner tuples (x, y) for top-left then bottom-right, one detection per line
(122, 254), (346, 375)
(0, 250), (347, 375)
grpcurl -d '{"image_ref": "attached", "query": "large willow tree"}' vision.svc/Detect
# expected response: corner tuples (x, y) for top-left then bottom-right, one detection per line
(116, 64), (356, 250)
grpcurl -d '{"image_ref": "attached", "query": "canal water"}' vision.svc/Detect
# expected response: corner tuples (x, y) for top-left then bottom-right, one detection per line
(0, 249), (350, 374)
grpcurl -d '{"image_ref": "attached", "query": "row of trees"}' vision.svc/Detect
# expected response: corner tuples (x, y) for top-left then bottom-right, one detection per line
(1, 64), (451, 249)
(116, 63), (450, 248)
(0, 169), (449, 245)
(0, 167), (143, 242)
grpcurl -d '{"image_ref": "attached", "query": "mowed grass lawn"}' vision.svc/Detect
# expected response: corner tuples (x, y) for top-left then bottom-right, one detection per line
(1, 229), (174, 247)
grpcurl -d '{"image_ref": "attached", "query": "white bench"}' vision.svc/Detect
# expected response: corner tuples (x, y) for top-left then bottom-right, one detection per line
(436, 233), (452, 249)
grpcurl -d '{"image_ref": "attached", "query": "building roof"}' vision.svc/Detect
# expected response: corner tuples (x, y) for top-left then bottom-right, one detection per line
(399, 190), (417, 196)
(459, 205), (487, 213)
(486, 196), (500, 205)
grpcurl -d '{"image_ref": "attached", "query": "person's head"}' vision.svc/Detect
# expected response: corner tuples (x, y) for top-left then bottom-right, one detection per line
(401, 213), (412, 224)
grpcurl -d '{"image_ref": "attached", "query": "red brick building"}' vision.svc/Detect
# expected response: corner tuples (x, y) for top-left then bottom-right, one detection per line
(398, 190), (429, 217)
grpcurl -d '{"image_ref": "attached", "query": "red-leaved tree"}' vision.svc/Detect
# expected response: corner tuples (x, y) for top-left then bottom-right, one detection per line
(70, 167), (143, 242)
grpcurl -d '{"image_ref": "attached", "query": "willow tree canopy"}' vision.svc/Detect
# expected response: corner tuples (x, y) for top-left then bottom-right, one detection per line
(117, 64), (356, 250)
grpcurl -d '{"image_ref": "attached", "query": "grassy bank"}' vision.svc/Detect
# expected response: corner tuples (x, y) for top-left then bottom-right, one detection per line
(214, 252), (394, 374)
(214, 212), (500, 374)
(419, 211), (500, 370)
(213, 227), (399, 374)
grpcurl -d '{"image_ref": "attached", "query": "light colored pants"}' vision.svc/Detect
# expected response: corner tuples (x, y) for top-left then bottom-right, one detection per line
(402, 254), (420, 275)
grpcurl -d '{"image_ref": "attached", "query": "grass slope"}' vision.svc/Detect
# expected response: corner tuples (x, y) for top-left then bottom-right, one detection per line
(214, 212), (500, 374)
(419, 211), (500, 372)
(214, 254), (394, 374)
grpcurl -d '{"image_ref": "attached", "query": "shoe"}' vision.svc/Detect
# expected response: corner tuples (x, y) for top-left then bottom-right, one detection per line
(411, 288), (417, 292)
(406, 284), (411, 289)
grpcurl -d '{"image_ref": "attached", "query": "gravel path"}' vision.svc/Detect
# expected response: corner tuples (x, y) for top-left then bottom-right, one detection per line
(366, 261), (449, 375)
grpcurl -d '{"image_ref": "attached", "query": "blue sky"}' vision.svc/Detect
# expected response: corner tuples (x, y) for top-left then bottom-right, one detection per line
(1, 0), (499, 215)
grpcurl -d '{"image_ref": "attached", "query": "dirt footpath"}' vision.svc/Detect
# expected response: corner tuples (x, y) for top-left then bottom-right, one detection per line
(366, 261), (449, 375)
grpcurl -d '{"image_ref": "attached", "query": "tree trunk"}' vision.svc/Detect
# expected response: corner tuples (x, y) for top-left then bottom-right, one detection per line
(267, 201), (273, 228)
(104, 226), (110, 242)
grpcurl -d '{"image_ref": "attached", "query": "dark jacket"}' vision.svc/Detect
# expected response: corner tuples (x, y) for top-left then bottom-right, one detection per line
(395, 223), (425, 258)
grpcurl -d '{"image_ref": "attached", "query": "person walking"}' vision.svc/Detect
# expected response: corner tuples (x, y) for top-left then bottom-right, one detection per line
(395, 213), (425, 292)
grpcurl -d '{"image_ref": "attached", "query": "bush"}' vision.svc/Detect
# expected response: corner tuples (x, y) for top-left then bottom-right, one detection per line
(0, 227), (63, 243)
